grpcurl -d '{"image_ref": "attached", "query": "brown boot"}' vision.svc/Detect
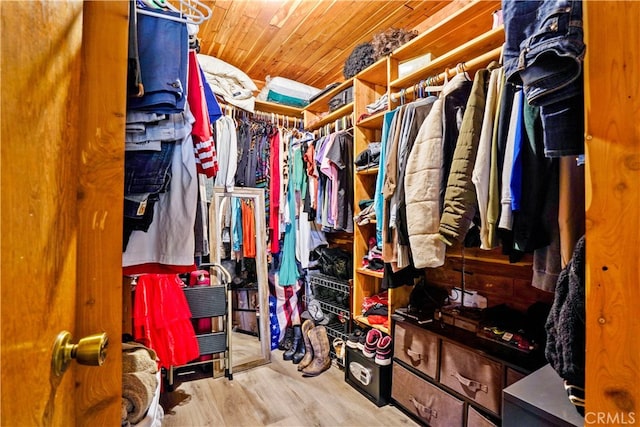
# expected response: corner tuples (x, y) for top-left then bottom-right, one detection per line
(301, 326), (331, 377)
(297, 319), (315, 371)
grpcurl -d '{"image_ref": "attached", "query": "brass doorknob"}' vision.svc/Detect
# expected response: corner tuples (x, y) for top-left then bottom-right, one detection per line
(52, 331), (108, 376)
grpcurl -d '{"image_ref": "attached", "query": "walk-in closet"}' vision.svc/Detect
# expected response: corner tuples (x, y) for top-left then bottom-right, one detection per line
(1, 1), (638, 426)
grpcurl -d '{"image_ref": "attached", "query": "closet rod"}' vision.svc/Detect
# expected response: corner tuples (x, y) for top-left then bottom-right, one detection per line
(390, 46), (502, 102)
(253, 110), (302, 123)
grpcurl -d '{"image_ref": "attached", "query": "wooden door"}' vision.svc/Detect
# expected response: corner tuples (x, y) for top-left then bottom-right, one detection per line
(1, 1), (129, 425)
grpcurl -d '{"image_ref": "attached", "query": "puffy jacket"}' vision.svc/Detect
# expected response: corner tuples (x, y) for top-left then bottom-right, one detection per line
(404, 98), (446, 268)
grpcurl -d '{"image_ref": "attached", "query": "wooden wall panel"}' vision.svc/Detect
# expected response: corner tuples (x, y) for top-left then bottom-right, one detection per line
(584, 1), (640, 420)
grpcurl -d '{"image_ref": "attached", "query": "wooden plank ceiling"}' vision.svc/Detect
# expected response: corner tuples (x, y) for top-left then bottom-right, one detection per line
(197, 0), (455, 90)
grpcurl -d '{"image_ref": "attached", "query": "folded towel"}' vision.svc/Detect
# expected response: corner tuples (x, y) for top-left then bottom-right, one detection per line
(123, 343), (158, 375)
(121, 399), (130, 427)
(123, 371), (158, 425)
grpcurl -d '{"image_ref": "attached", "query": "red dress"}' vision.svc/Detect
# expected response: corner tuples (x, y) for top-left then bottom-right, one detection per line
(133, 274), (200, 369)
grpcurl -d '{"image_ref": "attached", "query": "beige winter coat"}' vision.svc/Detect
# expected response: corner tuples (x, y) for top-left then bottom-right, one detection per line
(404, 98), (446, 268)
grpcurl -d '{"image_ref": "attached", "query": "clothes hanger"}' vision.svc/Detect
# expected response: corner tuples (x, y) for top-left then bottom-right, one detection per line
(182, 0), (213, 21)
(422, 76), (444, 96)
(136, 6), (192, 24)
(136, 0), (211, 25)
(170, 0), (211, 24)
(456, 62), (472, 81)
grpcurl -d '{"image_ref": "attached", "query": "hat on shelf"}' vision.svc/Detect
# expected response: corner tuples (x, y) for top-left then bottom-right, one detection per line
(301, 299), (330, 326)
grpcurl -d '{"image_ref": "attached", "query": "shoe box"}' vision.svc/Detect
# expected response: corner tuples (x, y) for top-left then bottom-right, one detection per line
(344, 346), (391, 407)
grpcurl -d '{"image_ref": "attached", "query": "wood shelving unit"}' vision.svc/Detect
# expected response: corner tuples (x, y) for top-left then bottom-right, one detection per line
(302, 0), (511, 349)
(303, 79), (354, 131)
(347, 0), (503, 338)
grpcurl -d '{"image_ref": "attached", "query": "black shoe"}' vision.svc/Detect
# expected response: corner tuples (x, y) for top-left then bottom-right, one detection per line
(284, 325), (302, 361)
(346, 328), (364, 349)
(292, 333), (306, 364)
(278, 326), (294, 351)
(357, 330), (369, 351)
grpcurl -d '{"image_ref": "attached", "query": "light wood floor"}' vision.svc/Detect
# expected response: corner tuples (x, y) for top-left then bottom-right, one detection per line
(231, 330), (264, 369)
(160, 350), (419, 427)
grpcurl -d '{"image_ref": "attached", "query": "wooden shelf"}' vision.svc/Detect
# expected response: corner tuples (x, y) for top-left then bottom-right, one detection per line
(389, 26), (504, 90)
(254, 99), (303, 117)
(392, 0), (500, 61)
(305, 79), (353, 113)
(357, 267), (383, 279)
(305, 103), (354, 131)
(446, 245), (533, 267)
(356, 57), (388, 86)
(353, 315), (389, 335)
(357, 111), (386, 129)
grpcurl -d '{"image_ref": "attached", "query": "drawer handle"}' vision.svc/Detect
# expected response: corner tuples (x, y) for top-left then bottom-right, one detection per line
(410, 396), (437, 419)
(451, 371), (488, 393)
(405, 348), (423, 361)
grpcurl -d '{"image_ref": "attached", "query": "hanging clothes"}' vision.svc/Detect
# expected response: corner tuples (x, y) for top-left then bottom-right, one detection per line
(393, 96), (437, 269)
(404, 98), (446, 269)
(269, 128), (282, 254)
(382, 105), (406, 268)
(324, 130), (354, 233)
(194, 174), (209, 260)
(374, 110), (396, 248)
(278, 177), (299, 286)
(127, 10), (188, 113)
(231, 196), (242, 255)
(187, 51), (218, 178)
(123, 108), (198, 275)
(487, 73), (515, 249)
(439, 66), (492, 246)
(241, 199), (256, 258)
(303, 139), (318, 214)
(472, 66), (503, 250)
(214, 115), (238, 192)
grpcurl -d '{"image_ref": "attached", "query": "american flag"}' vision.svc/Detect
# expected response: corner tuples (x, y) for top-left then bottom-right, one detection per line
(268, 270), (304, 350)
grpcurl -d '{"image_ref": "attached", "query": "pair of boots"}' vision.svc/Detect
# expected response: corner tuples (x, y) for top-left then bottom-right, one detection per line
(280, 320), (331, 376)
(282, 324), (306, 364)
(297, 320), (331, 377)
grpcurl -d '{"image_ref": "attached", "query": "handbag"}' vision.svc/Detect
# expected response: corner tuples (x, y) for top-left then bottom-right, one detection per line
(314, 246), (352, 280)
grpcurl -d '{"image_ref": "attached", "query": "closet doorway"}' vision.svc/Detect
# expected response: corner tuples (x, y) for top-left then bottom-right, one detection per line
(209, 187), (271, 372)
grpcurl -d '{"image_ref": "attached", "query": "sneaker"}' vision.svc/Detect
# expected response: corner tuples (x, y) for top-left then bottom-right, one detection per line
(374, 335), (392, 366)
(346, 328), (364, 349)
(362, 329), (382, 358)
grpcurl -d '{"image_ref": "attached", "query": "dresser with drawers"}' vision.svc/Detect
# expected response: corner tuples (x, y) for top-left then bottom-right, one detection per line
(391, 314), (546, 426)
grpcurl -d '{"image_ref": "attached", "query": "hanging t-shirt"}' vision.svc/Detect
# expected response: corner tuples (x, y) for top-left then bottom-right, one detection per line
(214, 116), (238, 192)
(325, 131), (354, 232)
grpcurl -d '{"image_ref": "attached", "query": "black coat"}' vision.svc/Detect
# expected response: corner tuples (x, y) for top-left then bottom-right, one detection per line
(545, 235), (586, 388)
